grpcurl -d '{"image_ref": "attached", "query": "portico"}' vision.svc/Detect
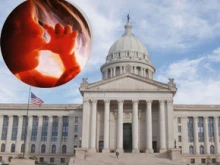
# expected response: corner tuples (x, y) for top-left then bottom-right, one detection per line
(80, 73), (176, 154)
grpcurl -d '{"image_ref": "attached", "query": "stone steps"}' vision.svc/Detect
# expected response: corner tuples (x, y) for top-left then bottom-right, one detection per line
(70, 153), (182, 165)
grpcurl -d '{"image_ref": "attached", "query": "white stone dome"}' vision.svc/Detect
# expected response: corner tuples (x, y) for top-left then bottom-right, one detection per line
(101, 18), (156, 80)
(108, 23), (149, 56)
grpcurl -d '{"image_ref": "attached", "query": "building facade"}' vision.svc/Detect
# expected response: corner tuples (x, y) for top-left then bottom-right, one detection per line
(0, 21), (220, 165)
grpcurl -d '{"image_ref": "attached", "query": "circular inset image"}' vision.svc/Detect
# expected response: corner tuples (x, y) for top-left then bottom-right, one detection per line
(1, 0), (91, 87)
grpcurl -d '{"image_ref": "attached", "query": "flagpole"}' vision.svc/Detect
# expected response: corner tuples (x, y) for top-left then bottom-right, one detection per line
(23, 86), (32, 159)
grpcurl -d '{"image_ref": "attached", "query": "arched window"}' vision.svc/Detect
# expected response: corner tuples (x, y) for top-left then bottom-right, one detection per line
(116, 66), (120, 76)
(189, 145), (194, 154)
(210, 145), (215, 154)
(62, 145), (66, 154)
(11, 144), (15, 152)
(41, 144), (46, 153)
(21, 144), (24, 152)
(31, 144), (35, 153)
(200, 145), (204, 154)
(51, 145), (56, 153)
(107, 69), (111, 78)
(1, 143), (5, 152)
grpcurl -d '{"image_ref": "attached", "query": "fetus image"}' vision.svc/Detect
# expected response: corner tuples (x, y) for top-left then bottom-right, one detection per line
(1, 0), (91, 87)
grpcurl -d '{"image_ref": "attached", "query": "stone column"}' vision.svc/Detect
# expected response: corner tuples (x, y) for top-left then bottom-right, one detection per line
(149, 71), (153, 79)
(6, 115), (13, 152)
(67, 116), (74, 153)
(204, 117), (210, 154)
(25, 116), (33, 153)
(90, 99), (97, 152)
(146, 100), (153, 153)
(105, 70), (108, 79)
(46, 116), (53, 153)
(132, 100), (139, 153)
(113, 67), (116, 77)
(193, 117), (199, 154)
(214, 117), (219, 154)
(36, 116), (43, 153)
(103, 100), (110, 152)
(117, 100), (124, 152)
(111, 68), (113, 77)
(82, 99), (91, 148)
(120, 66), (123, 74)
(57, 116), (63, 153)
(167, 100), (174, 149)
(159, 100), (166, 152)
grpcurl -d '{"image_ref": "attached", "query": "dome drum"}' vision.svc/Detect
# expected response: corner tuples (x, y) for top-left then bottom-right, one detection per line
(101, 61), (155, 80)
(106, 50), (150, 63)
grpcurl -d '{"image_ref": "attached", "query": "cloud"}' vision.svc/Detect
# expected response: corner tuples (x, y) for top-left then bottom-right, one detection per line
(208, 47), (220, 62)
(156, 47), (220, 104)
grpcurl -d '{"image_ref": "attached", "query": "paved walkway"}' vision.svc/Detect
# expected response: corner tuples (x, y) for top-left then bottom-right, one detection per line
(69, 152), (183, 165)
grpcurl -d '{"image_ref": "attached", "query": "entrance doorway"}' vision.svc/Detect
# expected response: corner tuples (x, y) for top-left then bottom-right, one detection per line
(123, 123), (132, 152)
(99, 141), (104, 152)
(153, 141), (157, 153)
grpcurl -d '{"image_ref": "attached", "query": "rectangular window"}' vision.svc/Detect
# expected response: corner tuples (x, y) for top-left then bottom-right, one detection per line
(178, 126), (181, 132)
(62, 116), (68, 142)
(178, 117), (181, 123)
(51, 116), (58, 142)
(50, 158), (54, 163)
(21, 116), (27, 141)
(41, 116), (48, 141)
(75, 117), (78, 123)
(31, 116), (38, 141)
(212, 158), (216, 163)
(74, 125), (78, 132)
(11, 116), (18, 141)
(1, 116), (8, 140)
(178, 135), (182, 142)
(39, 157), (44, 163)
(188, 117), (194, 142)
(61, 158), (65, 163)
(201, 158), (206, 163)
(208, 117), (214, 142)
(74, 135), (78, 142)
(190, 158), (195, 164)
(198, 117), (204, 142)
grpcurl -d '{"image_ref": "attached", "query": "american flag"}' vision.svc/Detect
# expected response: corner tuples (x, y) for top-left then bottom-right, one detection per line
(30, 92), (44, 106)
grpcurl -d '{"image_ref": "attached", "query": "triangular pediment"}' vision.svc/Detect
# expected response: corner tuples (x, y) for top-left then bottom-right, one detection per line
(81, 73), (176, 92)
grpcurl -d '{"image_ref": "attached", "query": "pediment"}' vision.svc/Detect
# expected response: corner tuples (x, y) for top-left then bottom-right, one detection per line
(84, 73), (174, 92)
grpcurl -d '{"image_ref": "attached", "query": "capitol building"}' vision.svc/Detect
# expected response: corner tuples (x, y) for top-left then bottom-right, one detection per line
(0, 20), (220, 165)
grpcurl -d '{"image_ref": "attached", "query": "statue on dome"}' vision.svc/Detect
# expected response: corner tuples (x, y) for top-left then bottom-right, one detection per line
(127, 14), (130, 23)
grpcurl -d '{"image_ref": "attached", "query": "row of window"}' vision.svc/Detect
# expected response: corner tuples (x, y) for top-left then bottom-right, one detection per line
(39, 157), (66, 164)
(0, 143), (68, 154)
(189, 145), (215, 154)
(1, 116), (79, 142)
(190, 158), (216, 164)
(177, 117), (220, 142)
(0, 156), (66, 164)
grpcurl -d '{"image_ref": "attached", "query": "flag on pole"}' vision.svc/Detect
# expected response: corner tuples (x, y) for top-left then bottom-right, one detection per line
(30, 92), (44, 106)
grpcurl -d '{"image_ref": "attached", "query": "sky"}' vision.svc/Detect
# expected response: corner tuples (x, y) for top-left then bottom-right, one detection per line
(0, 0), (220, 105)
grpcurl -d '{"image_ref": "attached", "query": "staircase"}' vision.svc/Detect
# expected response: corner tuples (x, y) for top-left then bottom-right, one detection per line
(69, 152), (183, 165)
